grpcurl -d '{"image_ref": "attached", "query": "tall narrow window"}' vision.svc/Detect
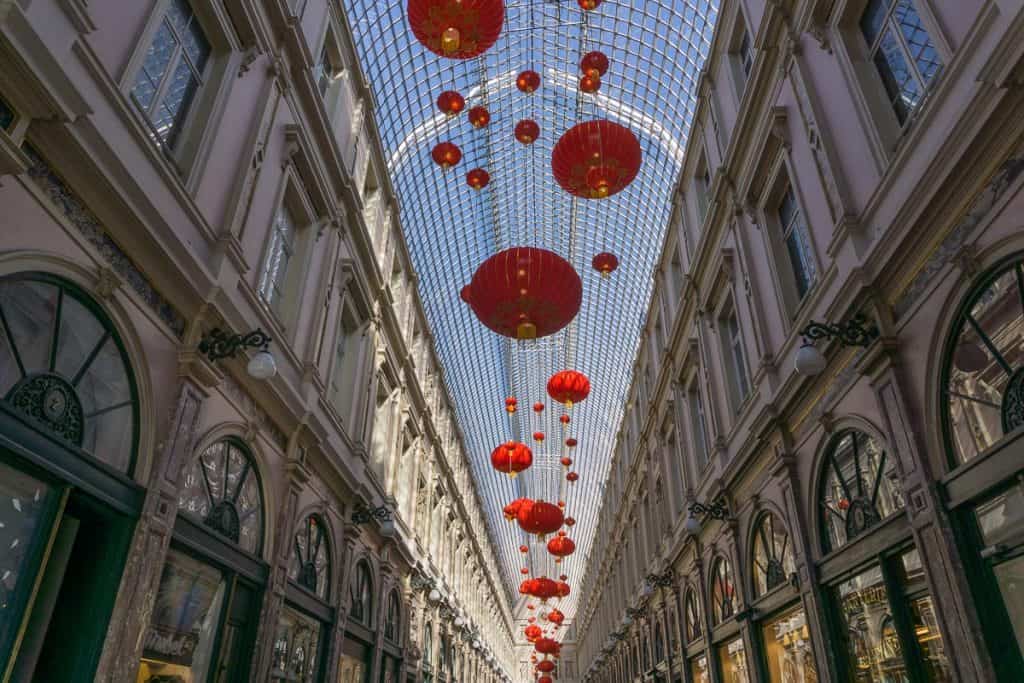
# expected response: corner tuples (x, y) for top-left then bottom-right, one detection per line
(776, 183), (817, 301)
(720, 304), (751, 411)
(258, 204), (298, 316)
(688, 379), (710, 470)
(131, 0), (211, 149)
(695, 155), (712, 223)
(738, 31), (754, 77)
(860, 0), (943, 124)
(349, 561), (373, 624)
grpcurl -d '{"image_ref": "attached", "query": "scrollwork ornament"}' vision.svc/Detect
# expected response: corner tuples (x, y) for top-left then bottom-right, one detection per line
(8, 374), (84, 446)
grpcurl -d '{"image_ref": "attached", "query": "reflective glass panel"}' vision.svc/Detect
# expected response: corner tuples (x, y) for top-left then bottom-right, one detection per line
(711, 557), (736, 625)
(271, 604), (321, 683)
(762, 604), (818, 683)
(289, 514), (330, 600)
(690, 654), (710, 683)
(717, 636), (750, 683)
(835, 565), (906, 682)
(752, 512), (795, 597)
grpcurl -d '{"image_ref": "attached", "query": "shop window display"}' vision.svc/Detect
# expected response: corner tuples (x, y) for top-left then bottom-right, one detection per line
(690, 654), (710, 683)
(717, 636), (750, 683)
(271, 604), (321, 682)
(752, 512), (796, 597)
(761, 604), (818, 683)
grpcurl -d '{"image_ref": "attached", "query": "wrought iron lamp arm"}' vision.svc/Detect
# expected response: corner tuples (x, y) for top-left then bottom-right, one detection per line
(199, 327), (273, 361)
(800, 314), (878, 348)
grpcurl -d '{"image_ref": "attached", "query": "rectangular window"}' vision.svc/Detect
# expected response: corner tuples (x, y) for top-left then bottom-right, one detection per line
(0, 94), (15, 131)
(688, 380), (710, 470)
(776, 184), (817, 300)
(717, 636), (750, 683)
(860, 0), (942, 124)
(258, 204), (298, 316)
(739, 31), (754, 77)
(762, 604), (819, 683)
(695, 157), (712, 223)
(131, 0), (211, 149)
(720, 305), (751, 411)
(328, 318), (356, 415)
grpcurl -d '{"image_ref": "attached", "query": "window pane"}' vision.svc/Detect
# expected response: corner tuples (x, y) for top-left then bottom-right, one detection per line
(259, 206), (297, 314)
(860, 0), (891, 46)
(762, 605), (818, 683)
(166, 0), (193, 33)
(0, 280), (58, 376)
(137, 550), (226, 683)
(0, 95), (16, 130)
(717, 636), (750, 683)
(785, 226), (815, 299)
(690, 655), (710, 683)
(835, 565), (906, 682)
(182, 20), (211, 74)
(894, 0), (942, 85)
(993, 555), (1024, 657)
(908, 595), (953, 681)
(874, 29), (919, 123)
(777, 187), (797, 229)
(76, 336), (131, 415)
(271, 604), (321, 683)
(132, 21), (177, 111)
(158, 59), (202, 146)
(54, 295), (105, 381)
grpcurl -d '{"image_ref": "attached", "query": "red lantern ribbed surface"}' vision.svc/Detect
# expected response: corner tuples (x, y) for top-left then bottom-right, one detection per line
(467, 105), (490, 128)
(436, 90), (465, 115)
(581, 50), (610, 76)
(592, 251), (619, 275)
(407, 0), (504, 59)
(524, 624), (543, 642)
(462, 247), (582, 340)
(551, 120), (642, 199)
(546, 609), (565, 625)
(489, 440), (532, 476)
(516, 69), (541, 93)
(517, 500), (564, 537)
(466, 167), (490, 190)
(537, 659), (556, 672)
(535, 638), (560, 655)
(431, 141), (462, 169)
(515, 119), (540, 144)
(547, 370), (591, 405)
(547, 536), (576, 559)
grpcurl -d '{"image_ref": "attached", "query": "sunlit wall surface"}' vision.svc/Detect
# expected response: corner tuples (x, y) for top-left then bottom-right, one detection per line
(341, 0), (718, 622)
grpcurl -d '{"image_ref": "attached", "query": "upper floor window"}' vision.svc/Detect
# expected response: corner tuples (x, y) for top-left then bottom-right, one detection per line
(776, 183), (817, 303)
(687, 376), (711, 470)
(752, 512), (795, 597)
(719, 302), (751, 412)
(860, 0), (943, 124)
(313, 31), (344, 99)
(820, 428), (905, 553)
(130, 0), (211, 149)
(729, 12), (754, 95)
(289, 514), (330, 599)
(0, 94), (15, 131)
(384, 591), (401, 642)
(258, 203), (298, 316)
(422, 623), (433, 670)
(178, 439), (265, 555)
(694, 154), (712, 223)
(349, 560), (373, 624)
(710, 556), (736, 625)
(942, 256), (1024, 465)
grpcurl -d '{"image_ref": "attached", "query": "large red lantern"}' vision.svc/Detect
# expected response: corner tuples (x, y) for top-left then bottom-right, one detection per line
(468, 106), (490, 128)
(466, 167), (491, 190)
(537, 659), (556, 672)
(515, 119), (540, 144)
(547, 370), (591, 407)
(592, 252), (619, 276)
(490, 441), (532, 476)
(527, 577), (560, 601)
(552, 120), (641, 199)
(547, 609), (565, 625)
(517, 70), (541, 93)
(548, 536), (576, 561)
(525, 624), (543, 642)
(581, 50), (609, 76)
(437, 90), (465, 115)
(408, 0), (504, 59)
(517, 500), (564, 538)
(461, 247), (582, 340)
(535, 638), (560, 655)
(431, 141), (462, 169)
(556, 580), (571, 598)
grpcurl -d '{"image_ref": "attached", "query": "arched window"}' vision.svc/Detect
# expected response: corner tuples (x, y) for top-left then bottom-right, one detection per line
(642, 636), (650, 670)
(384, 590), (401, 642)
(751, 512), (795, 597)
(289, 514), (330, 599)
(349, 560), (373, 624)
(819, 428), (904, 553)
(684, 588), (702, 642)
(0, 274), (139, 472)
(710, 556), (735, 625)
(439, 635), (449, 672)
(654, 626), (665, 663)
(178, 439), (265, 554)
(942, 256), (1024, 464)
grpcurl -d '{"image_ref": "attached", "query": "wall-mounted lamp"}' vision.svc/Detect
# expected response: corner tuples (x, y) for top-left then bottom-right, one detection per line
(794, 314), (879, 377)
(351, 503), (392, 526)
(684, 497), (732, 535)
(645, 569), (675, 589)
(199, 327), (277, 379)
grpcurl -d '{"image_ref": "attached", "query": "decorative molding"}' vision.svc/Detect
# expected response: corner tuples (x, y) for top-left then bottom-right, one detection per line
(57, 0), (97, 33)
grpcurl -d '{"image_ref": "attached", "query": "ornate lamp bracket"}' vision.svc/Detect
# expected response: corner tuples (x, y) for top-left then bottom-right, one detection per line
(800, 314), (879, 348)
(198, 327), (273, 361)
(351, 503), (393, 525)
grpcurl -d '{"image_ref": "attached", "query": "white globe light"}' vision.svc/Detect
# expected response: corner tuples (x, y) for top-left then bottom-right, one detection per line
(246, 350), (277, 379)
(684, 512), (701, 536)
(794, 342), (826, 377)
(429, 588), (441, 602)
(455, 616), (465, 627)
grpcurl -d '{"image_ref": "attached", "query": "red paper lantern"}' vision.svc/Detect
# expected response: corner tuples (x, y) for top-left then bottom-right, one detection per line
(533, 431), (545, 442)
(517, 500), (564, 538)
(521, 567), (529, 574)
(548, 536), (576, 561)
(467, 167), (491, 190)
(560, 457), (572, 467)
(552, 120), (642, 198)
(525, 624), (543, 642)
(566, 471), (579, 483)
(535, 638), (560, 655)
(519, 579), (532, 594)
(517, 70), (541, 93)
(592, 252), (620, 277)
(580, 74), (601, 93)
(581, 50), (609, 76)
(547, 370), (591, 407)
(504, 497), (530, 521)
(520, 544), (529, 553)
(539, 677), (553, 683)
(537, 659), (556, 672)
(408, 0), (505, 59)
(547, 609), (565, 625)
(565, 437), (578, 448)
(461, 247), (582, 340)
(515, 119), (540, 144)
(431, 141), (462, 169)
(468, 105), (490, 128)
(559, 574), (568, 581)
(557, 500), (566, 508)
(528, 616), (536, 623)
(578, 0), (602, 9)
(556, 581), (571, 598)
(559, 414), (571, 425)
(533, 402), (545, 412)
(564, 516), (576, 527)
(437, 90), (466, 115)
(527, 577), (560, 601)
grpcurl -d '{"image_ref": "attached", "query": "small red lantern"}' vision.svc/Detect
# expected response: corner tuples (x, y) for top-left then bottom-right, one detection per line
(437, 90), (466, 115)
(592, 251), (620, 276)
(431, 141), (462, 169)
(566, 471), (579, 483)
(577, 0), (602, 9)
(537, 659), (556, 672)
(517, 70), (541, 93)
(521, 567), (529, 574)
(525, 624), (543, 642)
(552, 120), (642, 198)
(504, 497), (530, 521)
(557, 500), (566, 508)
(564, 516), (576, 526)
(408, 0), (505, 59)
(539, 676), (554, 683)
(559, 414), (571, 425)
(535, 637), (560, 655)
(546, 609), (565, 626)
(505, 396), (517, 409)
(580, 74), (601, 93)
(581, 50), (609, 76)
(547, 370), (591, 407)
(559, 574), (568, 581)
(556, 581), (571, 598)
(461, 247), (583, 340)
(467, 167), (491, 190)
(838, 498), (851, 511)
(468, 105), (490, 128)
(491, 441), (532, 477)
(520, 544), (529, 553)
(548, 536), (576, 562)
(517, 500), (564, 538)
(528, 616), (536, 623)
(533, 401), (545, 412)
(565, 437), (577, 448)
(560, 457), (572, 468)
(533, 431), (545, 442)
(515, 119), (540, 144)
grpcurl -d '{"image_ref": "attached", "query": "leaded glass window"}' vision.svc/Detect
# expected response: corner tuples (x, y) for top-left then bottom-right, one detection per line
(130, 0), (211, 148)
(688, 379), (710, 470)
(258, 203), (298, 316)
(349, 560), (373, 624)
(943, 256), (1024, 464)
(860, 0), (943, 124)
(685, 588), (702, 642)
(820, 429), (904, 553)
(178, 439), (265, 555)
(752, 512), (795, 597)
(0, 275), (139, 472)
(289, 514), (330, 600)
(720, 304), (751, 410)
(777, 183), (817, 301)
(384, 591), (401, 642)
(710, 556), (735, 625)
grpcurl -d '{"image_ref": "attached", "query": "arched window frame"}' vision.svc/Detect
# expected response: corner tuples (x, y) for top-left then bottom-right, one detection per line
(384, 590), (402, 642)
(750, 510), (795, 598)
(289, 513), (331, 600)
(817, 427), (905, 555)
(684, 587), (702, 642)
(349, 559), (374, 625)
(709, 556), (735, 626)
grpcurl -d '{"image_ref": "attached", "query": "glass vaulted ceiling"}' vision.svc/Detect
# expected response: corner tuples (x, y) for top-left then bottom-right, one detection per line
(342, 0), (717, 622)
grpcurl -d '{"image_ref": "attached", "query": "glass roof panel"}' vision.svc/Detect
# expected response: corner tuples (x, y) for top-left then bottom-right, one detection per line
(341, 0), (718, 622)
